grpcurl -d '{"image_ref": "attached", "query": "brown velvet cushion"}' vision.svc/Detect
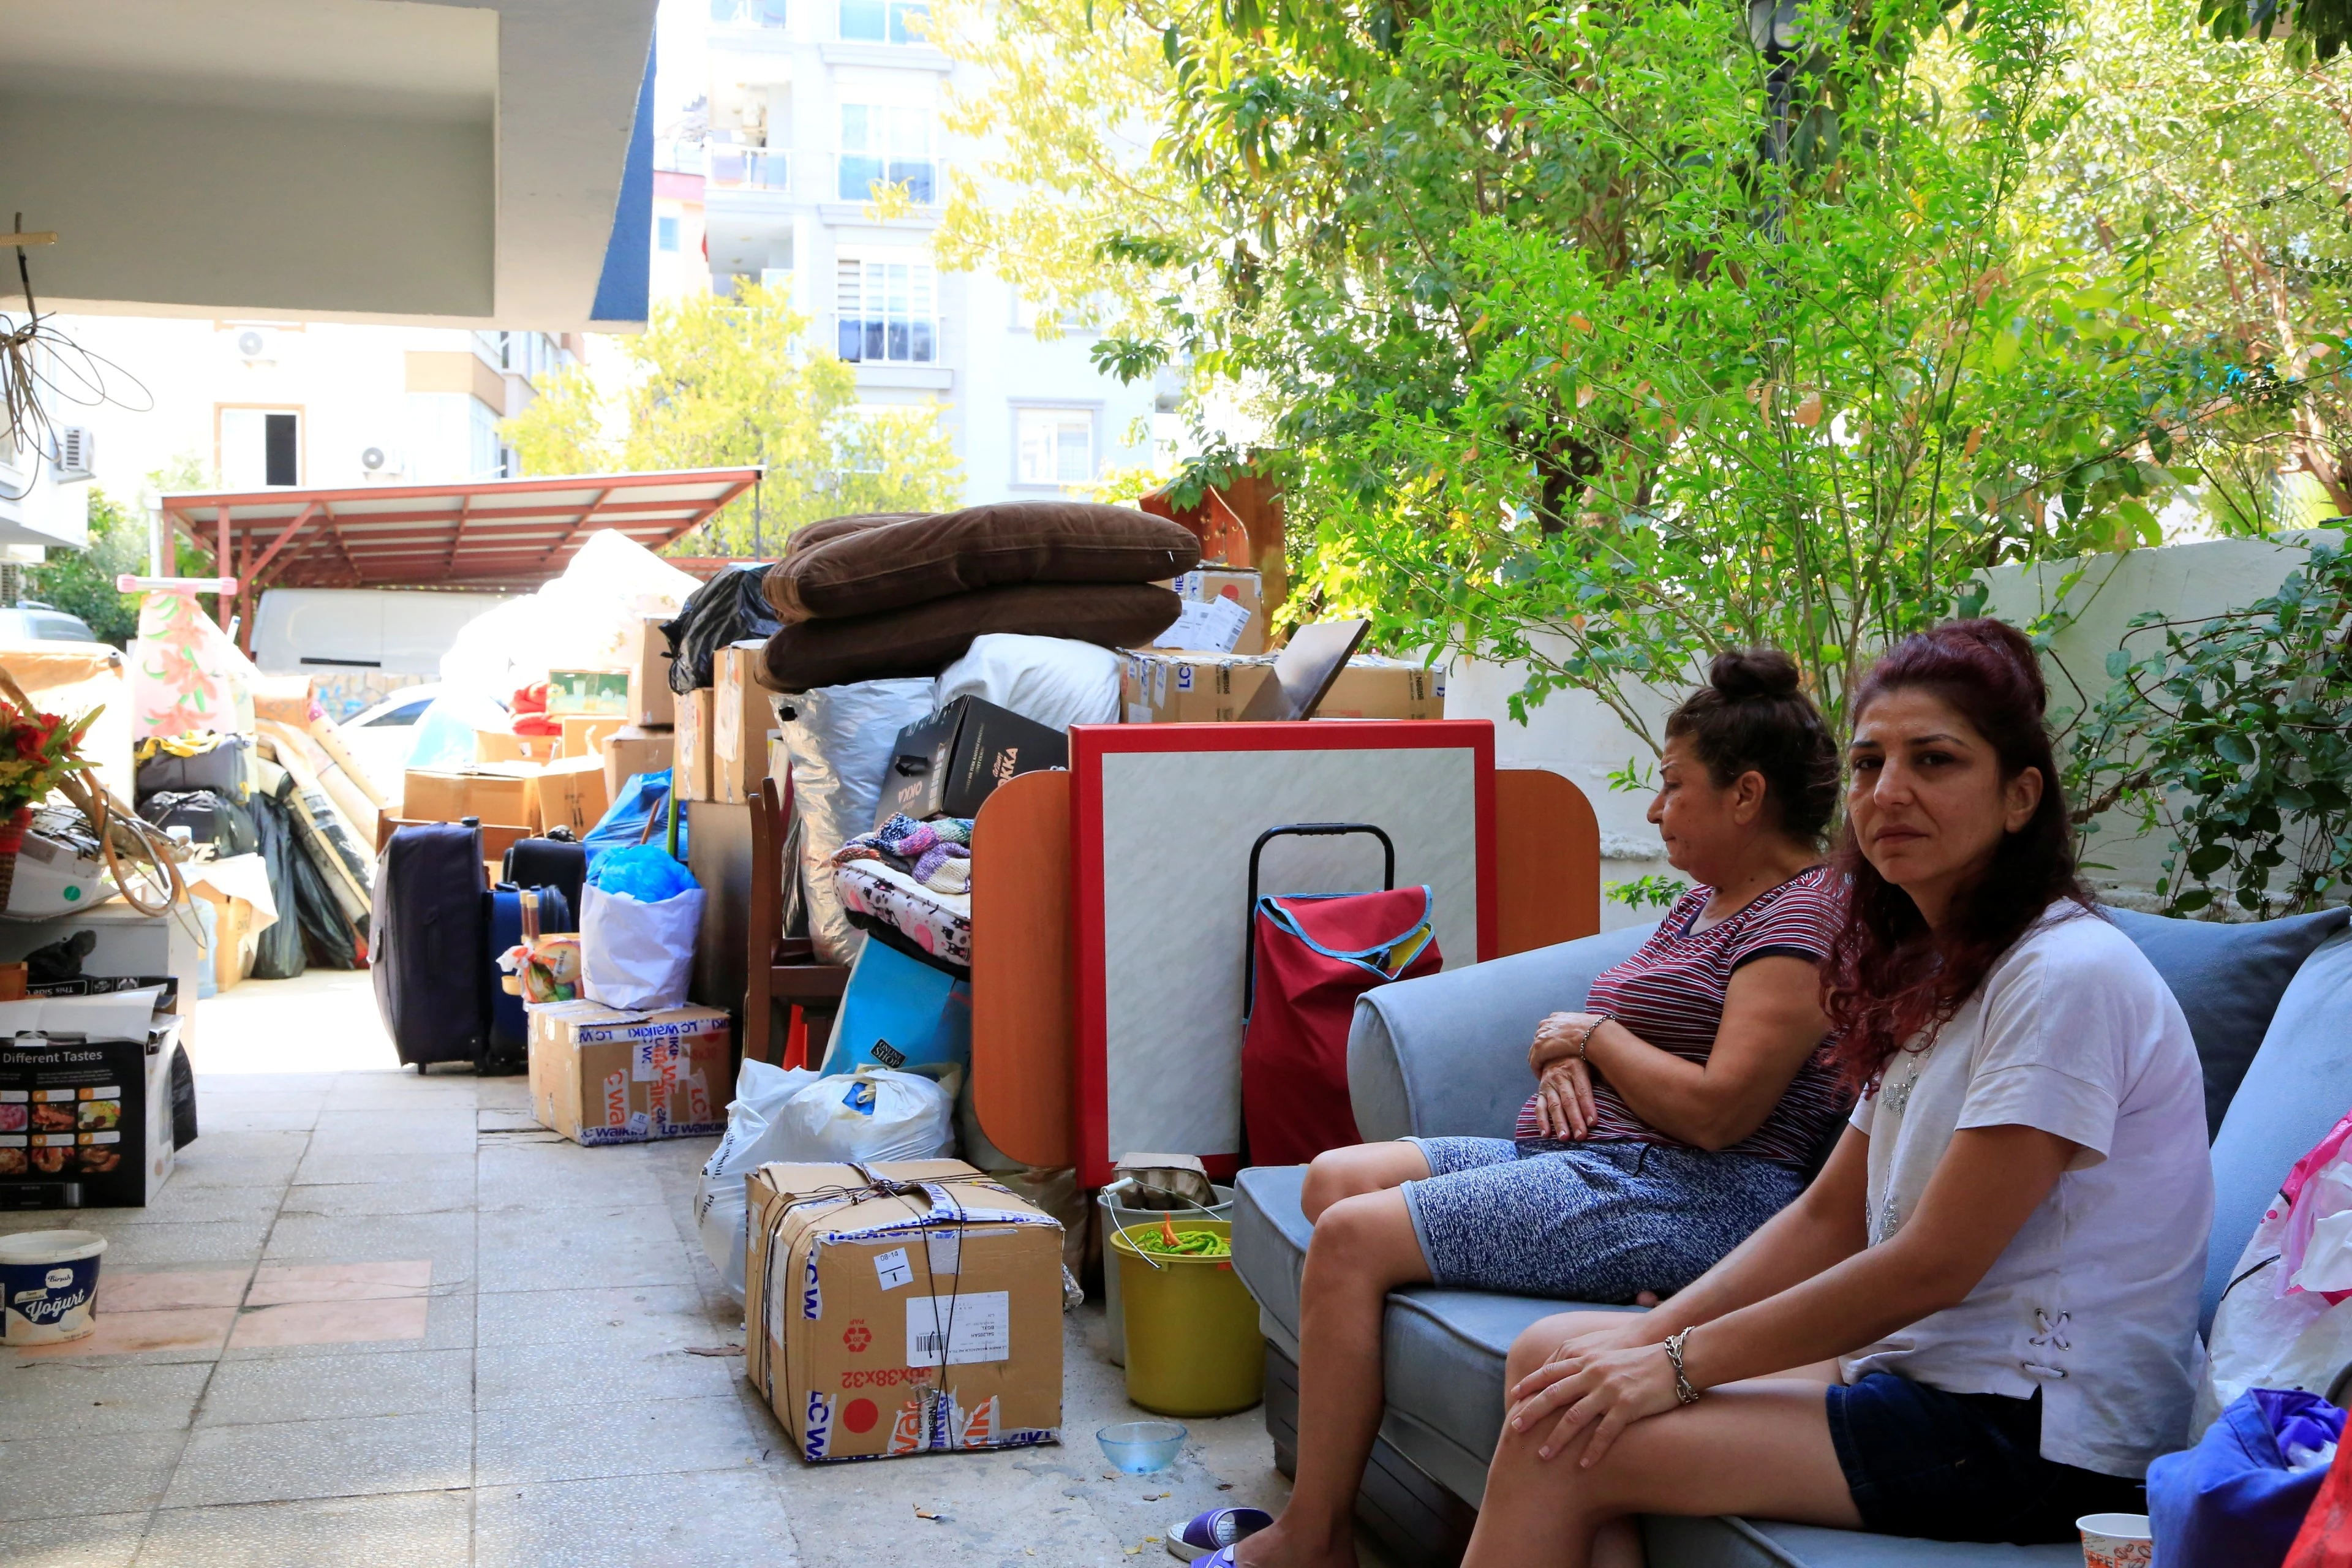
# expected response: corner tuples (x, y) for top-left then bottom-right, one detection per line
(761, 581), (1183, 691)
(782, 513), (924, 561)
(764, 502), (1200, 624)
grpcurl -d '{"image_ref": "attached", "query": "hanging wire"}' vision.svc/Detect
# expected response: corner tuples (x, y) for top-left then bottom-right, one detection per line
(1, 213), (154, 503)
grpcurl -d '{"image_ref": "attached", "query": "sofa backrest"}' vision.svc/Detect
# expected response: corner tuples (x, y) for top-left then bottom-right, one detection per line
(2201, 926), (2352, 1332)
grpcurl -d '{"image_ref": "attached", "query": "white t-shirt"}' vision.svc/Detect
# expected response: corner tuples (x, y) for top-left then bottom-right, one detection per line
(1840, 903), (2212, 1478)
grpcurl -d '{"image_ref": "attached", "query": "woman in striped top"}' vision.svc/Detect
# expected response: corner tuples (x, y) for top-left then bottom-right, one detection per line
(1223, 649), (1850, 1568)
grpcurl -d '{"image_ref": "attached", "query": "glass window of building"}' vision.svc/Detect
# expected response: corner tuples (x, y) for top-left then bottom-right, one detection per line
(839, 0), (927, 43)
(1015, 408), (1095, 486)
(657, 216), (680, 252)
(835, 255), (937, 364)
(838, 104), (934, 203)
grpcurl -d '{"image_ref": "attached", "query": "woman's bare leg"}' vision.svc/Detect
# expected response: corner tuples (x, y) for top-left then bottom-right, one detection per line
(1461, 1313), (1859, 1568)
(1299, 1140), (1431, 1221)
(1236, 1174), (1434, 1568)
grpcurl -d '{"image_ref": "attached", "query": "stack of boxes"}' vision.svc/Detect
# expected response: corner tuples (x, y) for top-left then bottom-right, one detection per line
(1124, 565), (1446, 723)
(684, 638), (774, 806)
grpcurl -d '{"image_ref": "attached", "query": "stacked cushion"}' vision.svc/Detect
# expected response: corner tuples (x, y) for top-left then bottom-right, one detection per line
(763, 581), (1180, 690)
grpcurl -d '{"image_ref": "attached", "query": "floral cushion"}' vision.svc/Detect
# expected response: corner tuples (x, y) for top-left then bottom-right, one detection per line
(835, 858), (972, 971)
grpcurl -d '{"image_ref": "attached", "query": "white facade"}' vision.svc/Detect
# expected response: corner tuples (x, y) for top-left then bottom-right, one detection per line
(666, 0), (1162, 504)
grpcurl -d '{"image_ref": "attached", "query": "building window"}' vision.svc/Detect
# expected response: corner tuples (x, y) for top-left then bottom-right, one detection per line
(657, 216), (680, 252)
(839, 0), (926, 43)
(220, 409), (301, 488)
(1016, 408), (1095, 486)
(714, 0), (788, 23)
(838, 104), (933, 203)
(835, 255), (937, 364)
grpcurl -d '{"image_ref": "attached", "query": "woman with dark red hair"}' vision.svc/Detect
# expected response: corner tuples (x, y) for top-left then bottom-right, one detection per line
(1458, 620), (2213, 1565)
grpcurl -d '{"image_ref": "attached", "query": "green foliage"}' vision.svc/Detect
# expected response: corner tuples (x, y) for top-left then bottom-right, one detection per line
(23, 488), (147, 647)
(1607, 873), (1693, 910)
(2069, 540), (2352, 914)
(502, 285), (963, 554)
(2199, 0), (2352, 62)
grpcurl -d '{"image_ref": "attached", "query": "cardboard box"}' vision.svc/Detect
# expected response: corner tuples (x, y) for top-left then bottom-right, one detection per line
(676, 688), (715, 802)
(744, 1160), (1065, 1462)
(535, 755), (612, 835)
(1118, 652), (1444, 722)
(475, 730), (562, 765)
(604, 726), (677, 804)
(546, 668), (630, 718)
(712, 641), (776, 806)
(1147, 568), (1267, 655)
(402, 767), (537, 828)
(873, 696), (1068, 827)
(560, 715), (624, 760)
(625, 616), (677, 729)
(189, 884), (255, 993)
(0, 990), (181, 1207)
(527, 1002), (729, 1146)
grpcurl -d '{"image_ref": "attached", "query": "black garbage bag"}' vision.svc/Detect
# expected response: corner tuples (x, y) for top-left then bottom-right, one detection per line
(664, 562), (778, 694)
(139, 789), (260, 857)
(248, 786), (307, 980)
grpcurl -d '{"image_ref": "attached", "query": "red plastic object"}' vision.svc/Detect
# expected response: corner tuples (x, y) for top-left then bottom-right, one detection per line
(2288, 1437), (2352, 1568)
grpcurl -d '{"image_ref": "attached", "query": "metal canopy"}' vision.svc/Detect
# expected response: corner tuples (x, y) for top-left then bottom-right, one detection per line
(161, 469), (763, 602)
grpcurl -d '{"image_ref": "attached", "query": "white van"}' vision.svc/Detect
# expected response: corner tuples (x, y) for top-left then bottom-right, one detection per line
(250, 589), (509, 677)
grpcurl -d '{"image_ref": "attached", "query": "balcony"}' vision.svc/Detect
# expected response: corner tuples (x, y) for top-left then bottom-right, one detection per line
(832, 154), (937, 206)
(709, 146), (792, 192)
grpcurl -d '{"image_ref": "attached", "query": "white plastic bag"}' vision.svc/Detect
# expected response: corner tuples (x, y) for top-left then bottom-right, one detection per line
(772, 680), (935, 965)
(580, 884), (706, 1011)
(695, 1058), (820, 1300)
(933, 634), (1120, 731)
(2197, 1114), (2352, 1433)
(771, 1066), (956, 1164)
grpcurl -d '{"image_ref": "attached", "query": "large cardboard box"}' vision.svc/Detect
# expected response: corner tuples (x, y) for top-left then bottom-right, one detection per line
(475, 731), (562, 765)
(677, 688), (715, 802)
(625, 616), (677, 729)
(712, 641), (775, 806)
(1317, 656), (1446, 720)
(526, 1002), (729, 1146)
(744, 1160), (1065, 1462)
(402, 767), (536, 828)
(535, 755), (612, 835)
(1118, 651), (1444, 722)
(546, 668), (630, 718)
(560, 715), (624, 760)
(1147, 568), (1267, 655)
(604, 726), (677, 804)
(872, 696), (1067, 828)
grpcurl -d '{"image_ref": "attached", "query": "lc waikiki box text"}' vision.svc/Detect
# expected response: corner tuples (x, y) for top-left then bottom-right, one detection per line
(745, 1160), (1064, 1462)
(527, 1003), (728, 1146)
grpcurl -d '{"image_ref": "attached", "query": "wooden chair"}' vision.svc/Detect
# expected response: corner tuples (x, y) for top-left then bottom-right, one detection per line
(745, 772), (850, 1067)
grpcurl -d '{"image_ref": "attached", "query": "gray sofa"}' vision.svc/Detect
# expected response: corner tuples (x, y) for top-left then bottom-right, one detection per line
(1232, 907), (2352, 1566)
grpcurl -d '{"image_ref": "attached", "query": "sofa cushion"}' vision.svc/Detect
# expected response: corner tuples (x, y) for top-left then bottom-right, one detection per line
(1233, 1166), (1314, 1350)
(766, 502), (1200, 623)
(760, 581), (1183, 690)
(2106, 905), (2351, 1135)
(2206, 925), (2352, 1330)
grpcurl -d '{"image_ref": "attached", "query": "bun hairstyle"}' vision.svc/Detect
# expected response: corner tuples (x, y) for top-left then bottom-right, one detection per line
(1663, 648), (1839, 844)
(1823, 618), (2092, 1090)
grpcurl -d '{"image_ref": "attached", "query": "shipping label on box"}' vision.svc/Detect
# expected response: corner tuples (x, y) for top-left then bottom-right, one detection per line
(625, 616), (677, 729)
(1149, 568), (1267, 655)
(527, 1003), (729, 1145)
(1120, 652), (1272, 723)
(546, 669), (630, 718)
(744, 1161), (1064, 1463)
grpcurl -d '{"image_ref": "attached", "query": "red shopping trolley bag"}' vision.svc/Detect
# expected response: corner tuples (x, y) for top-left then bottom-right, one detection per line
(1240, 823), (1441, 1167)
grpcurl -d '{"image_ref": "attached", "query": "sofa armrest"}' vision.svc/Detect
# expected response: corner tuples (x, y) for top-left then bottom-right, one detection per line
(1348, 923), (1657, 1142)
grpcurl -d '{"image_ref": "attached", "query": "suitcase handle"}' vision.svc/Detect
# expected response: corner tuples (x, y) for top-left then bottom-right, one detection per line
(1244, 822), (1396, 1019)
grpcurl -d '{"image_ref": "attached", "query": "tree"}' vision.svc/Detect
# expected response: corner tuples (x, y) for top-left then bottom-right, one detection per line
(503, 284), (963, 554)
(23, 488), (148, 646)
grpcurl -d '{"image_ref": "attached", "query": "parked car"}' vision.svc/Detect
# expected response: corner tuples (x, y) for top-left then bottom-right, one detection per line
(0, 602), (100, 644)
(336, 683), (448, 803)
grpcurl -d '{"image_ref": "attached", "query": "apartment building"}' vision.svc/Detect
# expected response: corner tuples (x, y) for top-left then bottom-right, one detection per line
(673, 0), (1163, 503)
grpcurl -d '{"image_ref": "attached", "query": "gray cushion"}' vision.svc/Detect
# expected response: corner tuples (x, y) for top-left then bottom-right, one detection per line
(2206, 925), (2352, 1330)
(2106, 905), (2351, 1135)
(1233, 1166), (1313, 1349)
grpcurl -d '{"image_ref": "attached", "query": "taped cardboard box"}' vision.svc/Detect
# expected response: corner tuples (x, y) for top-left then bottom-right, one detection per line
(527, 1001), (729, 1146)
(1319, 656), (1446, 720)
(604, 726), (677, 804)
(745, 1160), (1065, 1463)
(713, 640), (776, 806)
(1119, 650), (1444, 722)
(677, 688), (715, 802)
(625, 614), (678, 729)
(535, 755), (612, 835)
(476, 731), (562, 765)
(1147, 568), (1267, 655)
(560, 715), (624, 760)
(402, 767), (536, 829)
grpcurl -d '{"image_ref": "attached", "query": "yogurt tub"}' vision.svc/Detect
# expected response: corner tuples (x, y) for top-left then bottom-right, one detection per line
(0, 1229), (107, 1344)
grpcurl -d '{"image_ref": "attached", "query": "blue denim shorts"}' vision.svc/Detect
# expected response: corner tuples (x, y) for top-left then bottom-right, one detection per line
(1825, 1373), (2146, 1544)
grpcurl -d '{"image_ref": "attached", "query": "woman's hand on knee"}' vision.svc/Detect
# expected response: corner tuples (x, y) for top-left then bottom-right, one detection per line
(1507, 1340), (1683, 1468)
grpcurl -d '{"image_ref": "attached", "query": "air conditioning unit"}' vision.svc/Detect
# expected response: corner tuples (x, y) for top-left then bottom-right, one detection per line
(51, 426), (94, 481)
(233, 327), (278, 363)
(358, 443), (405, 478)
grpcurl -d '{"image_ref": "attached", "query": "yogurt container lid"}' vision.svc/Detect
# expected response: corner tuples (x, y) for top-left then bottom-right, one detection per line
(0, 1230), (107, 1265)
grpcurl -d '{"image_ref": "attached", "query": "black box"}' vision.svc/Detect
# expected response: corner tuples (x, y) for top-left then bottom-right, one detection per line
(872, 696), (1068, 828)
(0, 1014), (179, 1209)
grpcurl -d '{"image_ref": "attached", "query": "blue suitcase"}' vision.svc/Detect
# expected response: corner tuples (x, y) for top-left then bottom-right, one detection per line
(483, 883), (573, 1069)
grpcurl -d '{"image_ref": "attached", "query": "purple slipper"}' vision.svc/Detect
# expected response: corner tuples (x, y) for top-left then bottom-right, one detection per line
(1167, 1507), (1272, 1562)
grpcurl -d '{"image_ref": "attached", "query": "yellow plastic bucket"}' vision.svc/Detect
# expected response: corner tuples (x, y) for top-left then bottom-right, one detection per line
(1108, 1218), (1264, 1417)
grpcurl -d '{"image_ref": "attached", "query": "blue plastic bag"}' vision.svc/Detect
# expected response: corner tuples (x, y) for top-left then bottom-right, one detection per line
(2151, 1389), (2346, 1567)
(583, 769), (687, 870)
(818, 938), (973, 1077)
(587, 843), (698, 902)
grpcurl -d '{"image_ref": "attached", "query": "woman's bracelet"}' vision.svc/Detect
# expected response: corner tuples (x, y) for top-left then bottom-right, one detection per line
(1574, 1013), (1615, 1062)
(1664, 1326), (1700, 1404)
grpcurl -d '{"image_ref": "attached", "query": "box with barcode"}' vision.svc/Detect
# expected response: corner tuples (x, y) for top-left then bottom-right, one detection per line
(744, 1159), (1065, 1463)
(526, 1001), (729, 1146)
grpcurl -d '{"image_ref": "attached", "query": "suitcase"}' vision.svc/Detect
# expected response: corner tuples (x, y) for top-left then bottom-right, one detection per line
(139, 789), (260, 857)
(501, 835), (586, 922)
(371, 823), (490, 1069)
(135, 734), (250, 799)
(483, 883), (573, 1069)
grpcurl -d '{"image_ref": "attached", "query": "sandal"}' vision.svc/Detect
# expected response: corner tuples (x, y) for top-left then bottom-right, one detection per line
(1167, 1507), (1273, 1562)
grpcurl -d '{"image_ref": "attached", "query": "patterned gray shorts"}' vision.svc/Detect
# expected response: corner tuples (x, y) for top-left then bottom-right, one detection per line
(1400, 1136), (1806, 1304)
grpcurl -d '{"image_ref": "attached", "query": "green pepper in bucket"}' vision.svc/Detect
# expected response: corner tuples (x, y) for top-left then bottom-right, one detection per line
(1108, 1218), (1262, 1417)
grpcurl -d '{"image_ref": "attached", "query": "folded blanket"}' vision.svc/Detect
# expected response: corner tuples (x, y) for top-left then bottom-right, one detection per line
(832, 813), (974, 894)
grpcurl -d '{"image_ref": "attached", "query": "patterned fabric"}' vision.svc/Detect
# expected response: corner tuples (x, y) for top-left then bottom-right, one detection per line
(1403, 1135), (1805, 1302)
(1512, 865), (1849, 1167)
(832, 813), (974, 894)
(835, 858), (972, 968)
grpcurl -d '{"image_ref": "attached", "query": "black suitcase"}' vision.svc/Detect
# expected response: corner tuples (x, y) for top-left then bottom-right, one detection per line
(135, 734), (250, 800)
(372, 823), (489, 1070)
(501, 835), (586, 922)
(483, 883), (573, 1069)
(139, 789), (260, 857)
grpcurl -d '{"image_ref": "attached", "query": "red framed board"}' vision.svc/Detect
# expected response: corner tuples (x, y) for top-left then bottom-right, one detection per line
(1069, 720), (1498, 1188)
